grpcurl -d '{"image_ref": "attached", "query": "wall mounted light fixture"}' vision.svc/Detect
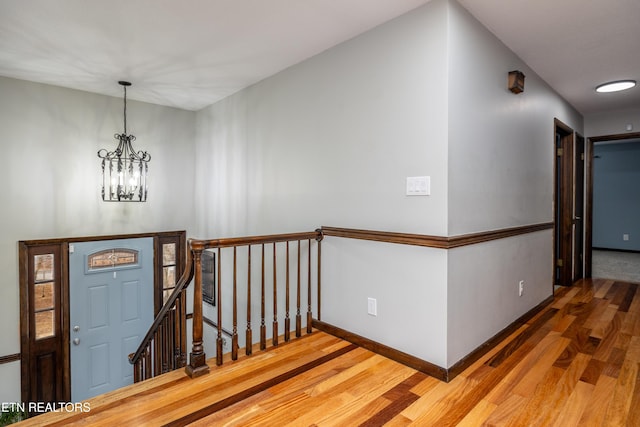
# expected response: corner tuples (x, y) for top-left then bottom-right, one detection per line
(97, 81), (151, 202)
(508, 70), (525, 94)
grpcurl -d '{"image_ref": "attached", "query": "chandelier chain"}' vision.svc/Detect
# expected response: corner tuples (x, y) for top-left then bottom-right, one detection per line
(123, 84), (127, 135)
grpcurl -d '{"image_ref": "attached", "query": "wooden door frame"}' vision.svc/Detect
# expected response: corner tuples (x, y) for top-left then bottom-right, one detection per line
(585, 132), (640, 277)
(19, 230), (185, 405)
(553, 118), (575, 287)
(573, 132), (585, 281)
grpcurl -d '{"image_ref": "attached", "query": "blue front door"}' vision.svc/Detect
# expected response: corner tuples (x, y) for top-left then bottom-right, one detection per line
(69, 238), (153, 401)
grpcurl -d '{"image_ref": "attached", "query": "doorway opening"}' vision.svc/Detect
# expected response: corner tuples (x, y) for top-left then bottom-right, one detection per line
(586, 132), (640, 280)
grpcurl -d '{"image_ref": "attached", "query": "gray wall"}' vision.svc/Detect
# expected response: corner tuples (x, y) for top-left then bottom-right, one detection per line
(194, 0), (450, 237)
(195, 0), (452, 366)
(593, 141), (640, 251)
(585, 108), (640, 137)
(445, 0), (582, 364)
(194, 0), (583, 368)
(0, 76), (197, 402)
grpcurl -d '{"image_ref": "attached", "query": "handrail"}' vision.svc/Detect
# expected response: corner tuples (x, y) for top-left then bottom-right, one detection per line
(129, 241), (195, 365)
(191, 230), (323, 249)
(202, 315), (234, 338)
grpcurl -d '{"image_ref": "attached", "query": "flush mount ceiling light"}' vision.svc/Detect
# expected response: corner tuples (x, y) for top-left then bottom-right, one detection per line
(98, 81), (151, 202)
(595, 80), (636, 93)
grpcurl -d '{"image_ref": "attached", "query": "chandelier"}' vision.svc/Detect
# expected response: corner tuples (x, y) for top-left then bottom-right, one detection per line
(98, 81), (151, 202)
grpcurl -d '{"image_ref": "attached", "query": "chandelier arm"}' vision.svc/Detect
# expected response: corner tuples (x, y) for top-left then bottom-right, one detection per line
(135, 150), (151, 162)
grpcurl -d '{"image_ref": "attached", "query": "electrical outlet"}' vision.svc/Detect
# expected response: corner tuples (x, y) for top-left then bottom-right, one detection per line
(367, 298), (377, 316)
(623, 234), (630, 241)
(518, 280), (525, 297)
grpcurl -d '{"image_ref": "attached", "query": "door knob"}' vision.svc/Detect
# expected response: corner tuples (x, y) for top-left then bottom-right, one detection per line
(73, 338), (80, 345)
(73, 325), (80, 332)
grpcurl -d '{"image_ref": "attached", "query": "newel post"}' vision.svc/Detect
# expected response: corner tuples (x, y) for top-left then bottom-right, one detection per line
(186, 241), (210, 378)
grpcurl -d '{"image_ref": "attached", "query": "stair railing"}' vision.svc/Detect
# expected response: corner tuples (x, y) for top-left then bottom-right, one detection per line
(185, 230), (323, 377)
(129, 244), (194, 382)
(131, 230), (323, 382)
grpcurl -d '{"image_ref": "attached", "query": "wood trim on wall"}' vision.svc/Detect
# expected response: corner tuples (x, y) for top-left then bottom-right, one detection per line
(585, 138), (594, 278)
(314, 293), (554, 383)
(321, 223), (553, 249)
(0, 353), (21, 364)
(589, 132), (640, 143)
(446, 294), (555, 380)
(312, 319), (449, 381)
(20, 230), (187, 246)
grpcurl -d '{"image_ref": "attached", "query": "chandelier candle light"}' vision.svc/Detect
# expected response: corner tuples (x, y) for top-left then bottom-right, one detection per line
(98, 81), (151, 202)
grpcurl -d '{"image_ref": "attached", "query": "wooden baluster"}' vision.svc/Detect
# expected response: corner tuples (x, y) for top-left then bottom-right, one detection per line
(169, 310), (175, 370)
(133, 356), (140, 383)
(317, 235), (322, 322)
(260, 244), (266, 350)
(167, 310), (174, 370)
(173, 301), (180, 368)
(178, 291), (187, 367)
(145, 345), (151, 380)
(216, 247), (223, 366)
(186, 243), (210, 378)
(296, 240), (302, 338)
(165, 315), (170, 372)
(246, 245), (252, 356)
(284, 241), (290, 342)
(156, 323), (163, 376)
(272, 242), (278, 347)
(232, 246), (238, 360)
(307, 239), (312, 334)
(160, 318), (166, 374)
(163, 317), (168, 372)
(138, 352), (144, 382)
(151, 327), (157, 377)
(154, 317), (162, 376)
(174, 307), (180, 369)
(174, 293), (182, 368)
(158, 317), (166, 377)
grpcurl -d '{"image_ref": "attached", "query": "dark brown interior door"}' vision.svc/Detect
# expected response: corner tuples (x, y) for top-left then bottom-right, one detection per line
(573, 133), (585, 281)
(554, 119), (575, 286)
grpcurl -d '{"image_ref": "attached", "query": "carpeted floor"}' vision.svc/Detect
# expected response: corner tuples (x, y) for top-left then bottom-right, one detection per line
(592, 249), (640, 283)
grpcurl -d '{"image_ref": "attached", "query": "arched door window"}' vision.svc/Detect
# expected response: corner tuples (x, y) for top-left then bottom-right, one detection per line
(88, 249), (138, 271)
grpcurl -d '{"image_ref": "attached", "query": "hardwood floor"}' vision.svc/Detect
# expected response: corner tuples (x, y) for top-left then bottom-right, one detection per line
(17, 278), (640, 426)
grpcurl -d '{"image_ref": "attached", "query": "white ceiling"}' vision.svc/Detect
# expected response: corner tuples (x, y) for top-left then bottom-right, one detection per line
(0, 0), (638, 115)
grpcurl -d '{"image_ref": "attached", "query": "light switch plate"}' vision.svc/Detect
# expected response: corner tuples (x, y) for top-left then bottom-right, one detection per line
(367, 298), (377, 316)
(406, 176), (430, 196)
